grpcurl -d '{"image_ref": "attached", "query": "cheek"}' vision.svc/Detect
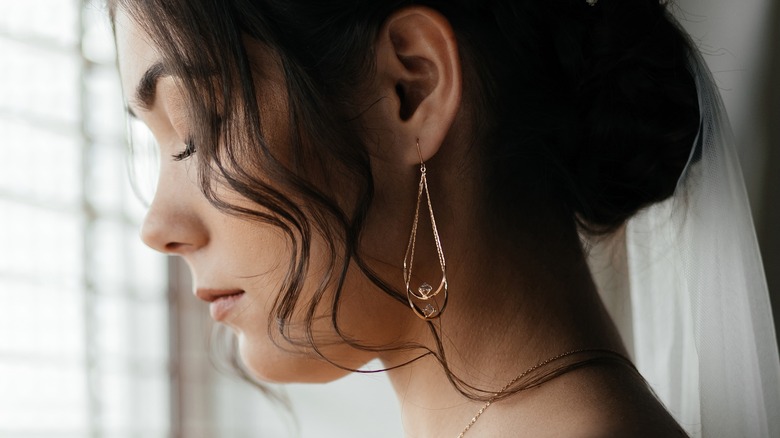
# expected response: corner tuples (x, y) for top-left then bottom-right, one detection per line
(223, 227), (410, 383)
(218, 223), (290, 327)
(211, 223), (353, 382)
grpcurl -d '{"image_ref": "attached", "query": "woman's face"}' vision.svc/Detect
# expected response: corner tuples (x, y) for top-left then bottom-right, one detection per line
(114, 10), (414, 383)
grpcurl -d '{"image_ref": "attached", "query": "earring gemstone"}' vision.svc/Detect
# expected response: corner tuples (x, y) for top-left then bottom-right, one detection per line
(422, 304), (436, 317)
(418, 283), (433, 297)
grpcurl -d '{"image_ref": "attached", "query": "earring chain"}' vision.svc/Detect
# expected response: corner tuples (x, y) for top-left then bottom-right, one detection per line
(403, 139), (448, 319)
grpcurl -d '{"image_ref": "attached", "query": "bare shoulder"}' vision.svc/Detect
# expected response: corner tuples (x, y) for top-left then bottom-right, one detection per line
(556, 365), (687, 437)
(483, 364), (688, 437)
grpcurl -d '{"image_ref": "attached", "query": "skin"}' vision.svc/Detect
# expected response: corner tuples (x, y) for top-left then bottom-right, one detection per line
(116, 6), (687, 438)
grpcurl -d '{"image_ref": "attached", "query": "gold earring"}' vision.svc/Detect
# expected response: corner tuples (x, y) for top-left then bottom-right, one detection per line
(403, 139), (448, 320)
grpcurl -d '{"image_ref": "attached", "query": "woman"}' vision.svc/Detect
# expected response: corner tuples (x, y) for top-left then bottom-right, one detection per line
(111, 0), (780, 436)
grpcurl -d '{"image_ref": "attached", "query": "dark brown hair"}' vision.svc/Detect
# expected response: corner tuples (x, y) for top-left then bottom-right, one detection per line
(111, 0), (699, 399)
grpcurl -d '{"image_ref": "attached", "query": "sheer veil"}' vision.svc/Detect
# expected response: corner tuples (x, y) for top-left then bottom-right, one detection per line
(587, 41), (780, 437)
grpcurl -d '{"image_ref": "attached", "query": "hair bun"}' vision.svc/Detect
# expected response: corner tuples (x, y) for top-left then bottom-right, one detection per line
(564, 2), (700, 233)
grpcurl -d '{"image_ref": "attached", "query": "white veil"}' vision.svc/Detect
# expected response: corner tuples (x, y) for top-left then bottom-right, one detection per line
(587, 45), (780, 436)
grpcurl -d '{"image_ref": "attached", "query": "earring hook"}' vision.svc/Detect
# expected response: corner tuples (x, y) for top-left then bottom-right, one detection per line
(416, 138), (426, 173)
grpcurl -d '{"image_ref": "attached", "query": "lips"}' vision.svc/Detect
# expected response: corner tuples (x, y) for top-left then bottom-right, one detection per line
(196, 289), (245, 321)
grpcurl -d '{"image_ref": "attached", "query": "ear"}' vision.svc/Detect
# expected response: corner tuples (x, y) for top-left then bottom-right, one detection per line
(373, 6), (462, 165)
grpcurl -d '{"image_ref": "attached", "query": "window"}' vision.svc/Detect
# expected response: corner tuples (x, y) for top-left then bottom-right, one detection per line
(0, 1), (170, 436)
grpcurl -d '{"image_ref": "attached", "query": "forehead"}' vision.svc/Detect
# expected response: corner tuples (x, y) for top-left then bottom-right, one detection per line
(114, 9), (160, 105)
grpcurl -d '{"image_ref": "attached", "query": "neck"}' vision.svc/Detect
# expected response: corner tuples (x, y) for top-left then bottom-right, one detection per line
(379, 212), (627, 438)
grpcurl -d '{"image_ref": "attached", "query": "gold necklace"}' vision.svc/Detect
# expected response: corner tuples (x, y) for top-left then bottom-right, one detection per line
(456, 349), (624, 437)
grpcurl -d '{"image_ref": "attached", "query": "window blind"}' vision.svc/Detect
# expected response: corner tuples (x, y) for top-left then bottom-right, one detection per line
(0, 2), (170, 436)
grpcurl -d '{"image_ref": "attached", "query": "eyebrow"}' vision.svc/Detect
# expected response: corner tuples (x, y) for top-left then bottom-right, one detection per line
(127, 61), (168, 118)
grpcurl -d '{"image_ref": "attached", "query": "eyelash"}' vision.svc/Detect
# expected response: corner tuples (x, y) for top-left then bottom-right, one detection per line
(172, 138), (197, 161)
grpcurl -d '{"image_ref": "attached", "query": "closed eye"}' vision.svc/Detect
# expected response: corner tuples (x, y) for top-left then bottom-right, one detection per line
(172, 139), (197, 161)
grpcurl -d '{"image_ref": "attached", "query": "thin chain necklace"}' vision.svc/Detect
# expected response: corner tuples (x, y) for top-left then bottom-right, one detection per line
(456, 349), (620, 438)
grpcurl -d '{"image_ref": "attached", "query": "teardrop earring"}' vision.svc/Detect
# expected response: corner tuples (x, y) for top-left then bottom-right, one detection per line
(403, 139), (448, 320)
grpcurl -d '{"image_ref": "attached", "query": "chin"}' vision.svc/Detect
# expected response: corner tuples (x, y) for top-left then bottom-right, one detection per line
(237, 332), (357, 384)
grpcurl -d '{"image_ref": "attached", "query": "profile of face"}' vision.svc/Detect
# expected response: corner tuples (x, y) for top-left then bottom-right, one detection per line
(113, 9), (441, 383)
(113, 0), (700, 393)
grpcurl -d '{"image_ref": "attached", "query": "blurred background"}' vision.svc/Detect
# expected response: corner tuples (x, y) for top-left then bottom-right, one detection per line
(0, 0), (776, 437)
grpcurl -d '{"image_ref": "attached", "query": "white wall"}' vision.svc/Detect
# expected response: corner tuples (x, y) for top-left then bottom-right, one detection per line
(673, 0), (773, 204)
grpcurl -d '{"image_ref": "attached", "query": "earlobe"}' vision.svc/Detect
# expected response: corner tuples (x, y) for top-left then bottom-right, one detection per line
(374, 7), (463, 165)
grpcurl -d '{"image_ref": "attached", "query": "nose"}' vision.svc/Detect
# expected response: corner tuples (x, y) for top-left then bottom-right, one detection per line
(140, 172), (209, 255)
